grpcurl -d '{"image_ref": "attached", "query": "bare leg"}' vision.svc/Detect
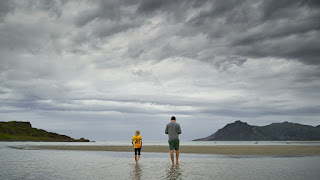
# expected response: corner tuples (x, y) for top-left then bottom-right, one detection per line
(137, 155), (140, 162)
(135, 155), (137, 164)
(176, 150), (179, 165)
(170, 150), (174, 165)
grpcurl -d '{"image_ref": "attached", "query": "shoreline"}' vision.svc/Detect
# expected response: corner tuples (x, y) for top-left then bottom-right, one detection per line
(28, 145), (320, 156)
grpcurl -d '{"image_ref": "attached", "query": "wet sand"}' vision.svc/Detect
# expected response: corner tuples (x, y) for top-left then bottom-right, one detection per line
(29, 145), (320, 156)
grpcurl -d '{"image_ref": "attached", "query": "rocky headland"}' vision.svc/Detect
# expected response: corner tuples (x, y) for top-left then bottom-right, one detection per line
(0, 121), (90, 142)
(194, 120), (320, 141)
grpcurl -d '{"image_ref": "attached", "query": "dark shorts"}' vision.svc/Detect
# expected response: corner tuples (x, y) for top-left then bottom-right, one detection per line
(168, 139), (179, 150)
(134, 148), (141, 155)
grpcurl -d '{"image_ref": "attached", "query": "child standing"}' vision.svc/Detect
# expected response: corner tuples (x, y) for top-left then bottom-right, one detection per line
(132, 130), (142, 164)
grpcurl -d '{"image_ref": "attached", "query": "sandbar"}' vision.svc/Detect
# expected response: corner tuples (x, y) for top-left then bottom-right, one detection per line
(28, 145), (320, 156)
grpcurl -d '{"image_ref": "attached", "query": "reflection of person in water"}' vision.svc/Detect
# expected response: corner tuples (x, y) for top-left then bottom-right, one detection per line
(133, 164), (142, 180)
(166, 165), (182, 180)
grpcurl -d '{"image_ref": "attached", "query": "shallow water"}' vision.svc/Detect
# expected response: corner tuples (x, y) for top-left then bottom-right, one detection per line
(3, 140), (320, 147)
(1, 142), (320, 180)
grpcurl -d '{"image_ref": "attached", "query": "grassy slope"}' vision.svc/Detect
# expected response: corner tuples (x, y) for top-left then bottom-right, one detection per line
(0, 121), (85, 142)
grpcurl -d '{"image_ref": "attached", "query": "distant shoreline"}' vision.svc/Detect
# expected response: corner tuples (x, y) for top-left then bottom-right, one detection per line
(0, 140), (92, 142)
(27, 145), (320, 156)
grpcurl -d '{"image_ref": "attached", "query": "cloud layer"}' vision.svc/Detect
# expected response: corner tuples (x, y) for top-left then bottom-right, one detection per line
(0, 0), (319, 140)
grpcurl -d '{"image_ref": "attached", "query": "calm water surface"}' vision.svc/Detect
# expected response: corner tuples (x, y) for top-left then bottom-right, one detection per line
(1, 142), (320, 180)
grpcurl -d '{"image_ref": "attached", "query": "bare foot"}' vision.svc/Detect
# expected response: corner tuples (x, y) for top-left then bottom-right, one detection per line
(176, 161), (179, 165)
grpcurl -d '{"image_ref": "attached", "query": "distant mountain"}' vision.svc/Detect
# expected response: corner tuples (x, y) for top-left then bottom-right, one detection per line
(194, 120), (320, 141)
(0, 121), (90, 142)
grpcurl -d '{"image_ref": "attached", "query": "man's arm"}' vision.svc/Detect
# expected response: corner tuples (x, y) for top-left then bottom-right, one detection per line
(177, 124), (181, 134)
(165, 124), (168, 134)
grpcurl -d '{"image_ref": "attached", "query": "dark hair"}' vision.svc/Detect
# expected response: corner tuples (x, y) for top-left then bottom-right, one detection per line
(171, 116), (176, 120)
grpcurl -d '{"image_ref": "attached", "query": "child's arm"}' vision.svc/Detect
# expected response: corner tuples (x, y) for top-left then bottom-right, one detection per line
(132, 140), (134, 146)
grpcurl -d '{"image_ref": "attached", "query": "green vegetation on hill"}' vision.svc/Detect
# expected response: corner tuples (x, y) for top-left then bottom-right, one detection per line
(0, 121), (89, 142)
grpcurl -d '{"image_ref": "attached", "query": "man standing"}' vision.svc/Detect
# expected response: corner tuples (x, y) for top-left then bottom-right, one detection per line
(165, 116), (181, 165)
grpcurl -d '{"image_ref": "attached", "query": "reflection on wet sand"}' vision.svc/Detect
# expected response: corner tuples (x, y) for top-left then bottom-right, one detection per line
(132, 164), (142, 180)
(166, 165), (182, 180)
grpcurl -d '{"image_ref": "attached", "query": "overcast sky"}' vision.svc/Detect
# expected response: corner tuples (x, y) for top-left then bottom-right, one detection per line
(0, 0), (319, 141)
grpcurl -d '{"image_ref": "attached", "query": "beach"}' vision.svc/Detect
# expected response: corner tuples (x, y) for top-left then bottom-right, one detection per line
(29, 145), (320, 156)
(3, 142), (320, 179)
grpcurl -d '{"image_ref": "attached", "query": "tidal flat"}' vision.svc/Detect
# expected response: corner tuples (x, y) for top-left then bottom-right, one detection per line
(28, 145), (320, 156)
(2, 142), (320, 179)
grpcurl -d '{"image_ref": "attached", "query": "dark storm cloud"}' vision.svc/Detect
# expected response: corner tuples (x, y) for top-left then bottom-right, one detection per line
(74, 1), (121, 26)
(67, 0), (320, 65)
(136, 0), (188, 15)
(74, 0), (138, 26)
(72, 0), (144, 42)
(27, 0), (67, 18)
(0, 1), (68, 53)
(0, 0), (14, 21)
(1, 0), (320, 140)
(184, 0), (320, 65)
(91, 19), (140, 38)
